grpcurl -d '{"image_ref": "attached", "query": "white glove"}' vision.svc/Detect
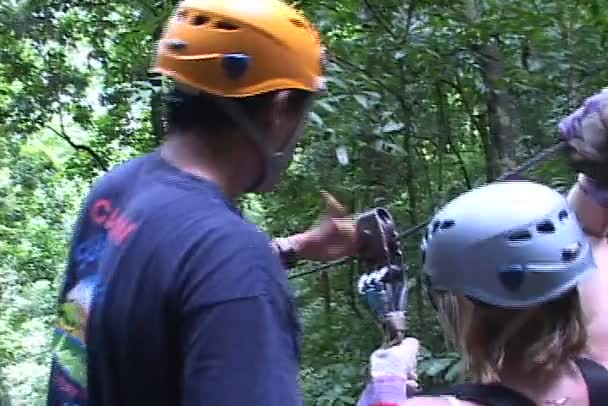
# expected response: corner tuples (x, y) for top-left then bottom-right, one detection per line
(369, 337), (419, 380)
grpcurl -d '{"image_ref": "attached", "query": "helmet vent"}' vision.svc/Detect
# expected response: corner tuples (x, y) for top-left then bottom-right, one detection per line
(537, 220), (555, 234)
(191, 15), (210, 26)
(177, 10), (188, 21)
(222, 54), (250, 80)
(499, 265), (525, 291)
(562, 242), (582, 262)
(289, 18), (306, 29)
(165, 39), (187, 50)
(440, 220), (455, 230)
(215, 20), (239, 31)
(558, 210), (569, 222)
(508, 229), (532, 242)
(432, 221), (441, 233)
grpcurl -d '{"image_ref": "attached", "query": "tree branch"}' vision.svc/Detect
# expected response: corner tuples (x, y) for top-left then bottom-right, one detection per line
(440, 78), (487, 139)
(47, 116), (109, 172)
(361, 0), (398, 40)
(330, 53), (401, 100)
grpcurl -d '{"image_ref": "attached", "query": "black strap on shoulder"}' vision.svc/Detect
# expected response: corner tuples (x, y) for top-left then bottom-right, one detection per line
(421, 383), (536, 406)
(575, 357), (608, 405)
(417, 358), (608, 405)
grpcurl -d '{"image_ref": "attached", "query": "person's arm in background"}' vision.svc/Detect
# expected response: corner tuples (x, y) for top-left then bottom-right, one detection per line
(271, 191), (357, 269)
(567, 178), (608, 367)
(559, 90), (608, 367)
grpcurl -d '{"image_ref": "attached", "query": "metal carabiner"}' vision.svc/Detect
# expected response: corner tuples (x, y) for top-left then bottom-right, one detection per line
(355, 208), (408, 347)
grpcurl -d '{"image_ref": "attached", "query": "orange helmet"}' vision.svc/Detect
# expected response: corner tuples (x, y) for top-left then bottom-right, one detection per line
(151, 0), (326, 98)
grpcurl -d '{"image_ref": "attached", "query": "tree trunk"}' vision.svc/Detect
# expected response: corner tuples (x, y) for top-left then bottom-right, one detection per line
(151, 17), (168, 146)
(151, 93), (165, 146)
(319, 271), (331, 315)
(0, 371), (12, 406)
(474, 38), (517, 179)
(396, 94), (423, 324)
(436, 83), (472, 189)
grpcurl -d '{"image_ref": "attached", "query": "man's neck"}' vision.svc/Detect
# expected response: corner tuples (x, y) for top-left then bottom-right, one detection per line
(160, 133), (257, 201)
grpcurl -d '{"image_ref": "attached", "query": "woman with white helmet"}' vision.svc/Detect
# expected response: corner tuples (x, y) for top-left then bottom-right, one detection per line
(358, 90), (608, 405)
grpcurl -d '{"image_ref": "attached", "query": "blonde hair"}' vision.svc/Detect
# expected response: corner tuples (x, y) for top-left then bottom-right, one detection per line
(434, 289), (587, 384)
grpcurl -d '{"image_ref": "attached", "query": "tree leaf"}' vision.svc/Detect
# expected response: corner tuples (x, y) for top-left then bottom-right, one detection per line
(318, 100), (337, 113)
(445, 358), (464, 382)
(335, 145), (349, 166)
(382, 121), (405, 133)
(309, 111), (324, 128)
(423, 357), (457, 377)
(353, 94), (369, 109)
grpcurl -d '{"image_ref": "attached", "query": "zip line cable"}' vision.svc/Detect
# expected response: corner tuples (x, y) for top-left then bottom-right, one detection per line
(288, 141), (568, 280)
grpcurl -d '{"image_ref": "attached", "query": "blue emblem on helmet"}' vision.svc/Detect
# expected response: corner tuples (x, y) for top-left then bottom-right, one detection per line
(222, 53), (250, 80)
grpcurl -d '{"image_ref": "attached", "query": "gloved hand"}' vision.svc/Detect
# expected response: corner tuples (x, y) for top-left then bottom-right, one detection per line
(559, 89), (608, 185)
(357, 338), (420, 406)
(370, 337), (419, 382)
(374, 337), (420, 398)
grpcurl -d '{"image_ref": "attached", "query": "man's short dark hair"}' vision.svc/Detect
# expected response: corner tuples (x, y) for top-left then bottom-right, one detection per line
(165, 88), (310, 135)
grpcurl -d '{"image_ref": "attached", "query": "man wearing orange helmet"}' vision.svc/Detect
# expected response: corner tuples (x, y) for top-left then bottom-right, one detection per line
(46, 1), (355, 405)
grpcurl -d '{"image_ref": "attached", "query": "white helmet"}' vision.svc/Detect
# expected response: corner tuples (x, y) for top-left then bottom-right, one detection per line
(421, 181), (596, 307)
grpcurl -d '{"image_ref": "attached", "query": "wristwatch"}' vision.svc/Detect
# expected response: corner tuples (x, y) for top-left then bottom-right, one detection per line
(273, 237), (299, 270)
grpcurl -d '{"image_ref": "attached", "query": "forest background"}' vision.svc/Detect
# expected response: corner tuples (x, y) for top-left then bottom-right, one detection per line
(0, 0), (606, 404)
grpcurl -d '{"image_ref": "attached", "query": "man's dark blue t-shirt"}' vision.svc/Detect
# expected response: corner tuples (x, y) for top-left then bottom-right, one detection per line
(46, 150), (302, 405)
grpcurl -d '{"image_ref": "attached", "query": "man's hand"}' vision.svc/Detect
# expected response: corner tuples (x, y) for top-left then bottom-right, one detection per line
(289, 191), (357, 262)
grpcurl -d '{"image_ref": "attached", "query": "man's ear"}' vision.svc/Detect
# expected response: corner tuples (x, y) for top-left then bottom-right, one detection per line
(270, 90), (291, 130)
(265, 90), (300, 150)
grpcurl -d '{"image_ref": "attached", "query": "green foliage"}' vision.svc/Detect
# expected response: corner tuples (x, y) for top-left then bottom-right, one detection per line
(0, 135), (88, 403)
(0, 0), (606, 403)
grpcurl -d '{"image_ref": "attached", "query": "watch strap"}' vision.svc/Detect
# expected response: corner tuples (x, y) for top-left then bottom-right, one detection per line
(273, 237), (299, 269)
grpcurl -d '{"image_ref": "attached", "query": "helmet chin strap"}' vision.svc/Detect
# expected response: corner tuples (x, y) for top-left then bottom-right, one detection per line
(257, 99), (314, 192)
(214, 92), (315, 193)
(171, 82), (315, 193)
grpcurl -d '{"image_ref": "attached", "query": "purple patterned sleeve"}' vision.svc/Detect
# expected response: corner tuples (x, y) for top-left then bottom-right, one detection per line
(559, 92), (607, 141)
(559, 91), (608, 203)
(357, 377), (408, 406)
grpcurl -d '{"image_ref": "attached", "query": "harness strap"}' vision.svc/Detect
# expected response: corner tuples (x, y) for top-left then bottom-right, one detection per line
(418, 357), (608, 405)
(575, 357), (608, 405)
(432, 383), (536, 406)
